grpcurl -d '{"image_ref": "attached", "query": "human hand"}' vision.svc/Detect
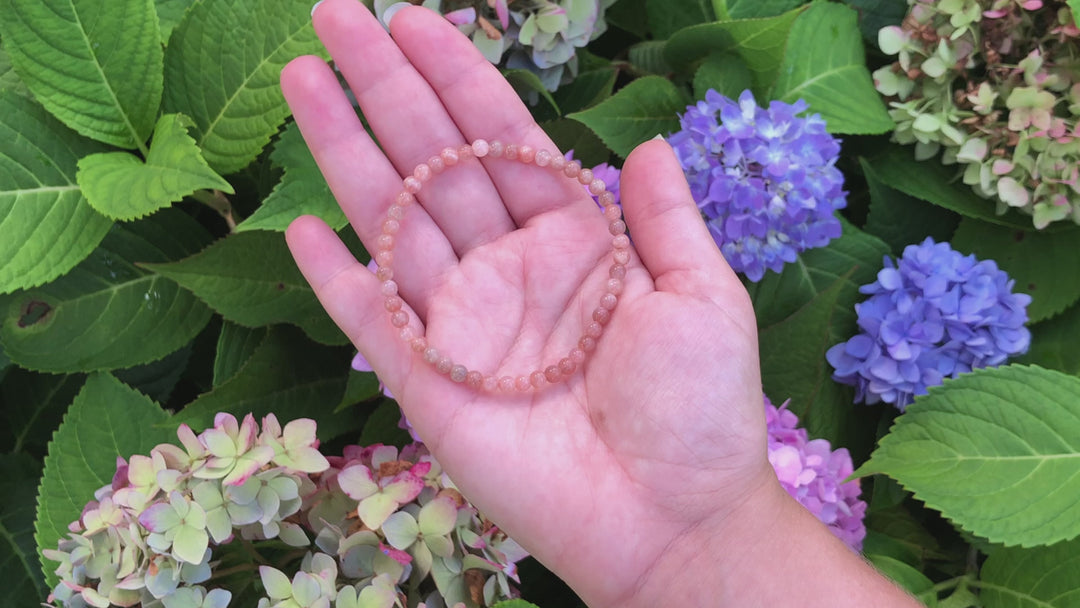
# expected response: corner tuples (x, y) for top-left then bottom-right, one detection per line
(282, 2), (916, 606)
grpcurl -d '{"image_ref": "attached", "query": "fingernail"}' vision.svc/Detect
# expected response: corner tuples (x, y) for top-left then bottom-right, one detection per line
(651, 134), (666, 141)
(311, 0), (324, 17)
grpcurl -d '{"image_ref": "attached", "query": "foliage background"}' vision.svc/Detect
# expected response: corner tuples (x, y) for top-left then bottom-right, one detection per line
(2, 0), (1080, 605)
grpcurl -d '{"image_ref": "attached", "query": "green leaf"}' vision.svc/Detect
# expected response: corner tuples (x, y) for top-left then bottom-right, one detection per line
(841, 0), (907, 43)
(627, 41), (672, 75)
(163, 0), (330, 174)
(693, 52), (753, 101)
(541, 118), (610, 168)
(950, 218), (1080, 323)
(1017, 301), (1080, 376)
(0, 0), (162, 149)
(770, 3), (892, 134)
(237, 122), (346, 232)
(492, 601), (543, 608)
(553, 68), (619, 115)
(758, 273), (881, 456)
(168, 325), (356, 440)
(0, 209), (214, 372)
(112, 343), (192, 404)
(979, 538), (1080, 607)
(664, 9), (804, 93)
(856, 365), (1080, 547)
(0, 370), (84, 456)
(866, 555), (938, 606)
(1, 452), (47, 605)
(727, 0), (806, 18)
(861, 157), (960, 255)
(605, 0), (649, 38)
(358, 399), (413, 448)
(77, 114), (234, 221)
(0, 46), (31, 97)
(156, 0), (194, 42)
(568, 76), (688, 158)
(865, 145), (1038, 230)
(1069, 0), (1080, 28)
(144, 230), (348, 345)
(213, 321), (269, 387)
(646, 0), (714, 39)
(503, 68), (559, 114)
(35, 373), (175, 588)
(0, 92), (113, 294)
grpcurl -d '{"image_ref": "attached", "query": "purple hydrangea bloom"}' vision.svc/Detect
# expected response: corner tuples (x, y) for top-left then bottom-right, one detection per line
(827, 238), (1031, 410)
(668, 89), (847, 281)
(766, 396), (866, 552)
(565, 149), (621, 206)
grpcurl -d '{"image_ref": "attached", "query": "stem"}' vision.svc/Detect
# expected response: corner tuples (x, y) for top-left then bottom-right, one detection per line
(192, 189), (238, 232)
(207, 562), (259, 581)
(240, 537), (271, 566)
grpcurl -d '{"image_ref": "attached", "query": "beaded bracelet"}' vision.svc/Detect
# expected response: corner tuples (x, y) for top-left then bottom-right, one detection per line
(376, 139), (630, 392)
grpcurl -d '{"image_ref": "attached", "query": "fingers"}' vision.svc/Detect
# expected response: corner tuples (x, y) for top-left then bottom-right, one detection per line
(390, 7), (589, 224)
(619, 139), (741, 300)
(281, 55), (456, 319)
(312, 0), (516, 252)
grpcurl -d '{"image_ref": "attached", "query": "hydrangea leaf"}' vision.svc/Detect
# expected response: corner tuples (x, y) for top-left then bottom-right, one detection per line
(758, 273), (882, 459)
(1017, 302), (1080, 376)
(865, 145), (1040, 231)
(144, 230), (348, 345)
(866, 555), (938, 606)
(0, 452), (47, 605)
(552, 68), (618, 117)
(0, 209), (213, 372)
(1069, 0), (1080, 27)
(841, 0), (907, 44)
(567, 76), (688, 158)
(0, 47), (31, 97)
(860, 157), (960, 256)
(693, 52), (753, 102)
(645, 0), (713, 39)
(0, 92), (113, 294)
(502, 69), (559, 114)
(357, 399), (415, 447)
(626, 41), (671, 76)
(769, 3), (892, 134)
(724, 0), (805, 19)
(664, 8), (803, 93)
(236, 123), (346, 232)
(34, 373), (175, 588)
(213, 322), (269, 387)
(155, 0), (194, 42)
(540, 118), (610, 168)
(113, 343), (192, 404)
(77, 114), (233, 221)
(979, 538), (1080, 606)
(166, 325), (355, 440)
(0, 0), (162, 149)
(856, 365), (1080, 547)
(163, 0), (329, 174)
(951, 218), (1080, 323)
(0, 370), (84, 455)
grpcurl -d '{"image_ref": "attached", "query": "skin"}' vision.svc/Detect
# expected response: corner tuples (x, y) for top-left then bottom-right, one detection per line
(281, 1), (923, 605)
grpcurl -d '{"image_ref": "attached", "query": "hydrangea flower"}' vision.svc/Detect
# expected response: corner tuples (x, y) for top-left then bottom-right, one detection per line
(827, 238), (1031, 409)
(668, 89), (848, 281)
(765, 397), (867, 552)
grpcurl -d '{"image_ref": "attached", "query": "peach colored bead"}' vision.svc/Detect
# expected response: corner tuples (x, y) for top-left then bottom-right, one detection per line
(498, 376), (515, 392)
(404, 176), (422, 193)
(414, 163), (432, 181)
(613, 234), (630, 249)
(559, 357), (576, 374)
(391, 311), (409, 327)
(377, 234), (394, 251)
(472, 139), (490, 157)
(384, 296), (403, 312)
(535, 149), (551, 166)
(396, 192), (415, 206)
(380, 280), (398, 296)
(382, 219), (400, 234)
(450, 365), (468, 383)
(564, 160), (581, 178)
(466, 370), (483, 388)
(544, 366), (561, 383)
(458, 144), (474, 160)
(400, 326), (417, 341)
(519, 145), (535, 163)
(603, 205), (621, 221)
(482, 375), (499, 391)
(598, 191), (616, 206)
(550, 155), (566, 171)
(600, 293), (618, 310)
(589, 179), (606, 195)
(441, 147), (460, 166)
(376, 266), (393, 281)
(609, 220), (626, 235)
(610, 264), (626, 280)
(593, 307), (611, 325)
(515, 375), (532, 391)
(388, 205), (405, 220)
(436, 357), (453, 374)
(614, 249), (631, 264)
(569, 348), (586, 364)
(504, 144), (519, 160)
(606, 278), (624, 295)
(578, 168), (593, 185)
(410, 337), (428, 353)
(428, 156), (445, 173)
(529, 371), (546, 388)
(579, 336), (597, 352)
(585, 321), (603, 338)
(490, 141), (505, 157)
(375, 251), (393, 266)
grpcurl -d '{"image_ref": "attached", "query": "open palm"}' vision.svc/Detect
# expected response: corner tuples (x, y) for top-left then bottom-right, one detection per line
(282, 1), (777, 604)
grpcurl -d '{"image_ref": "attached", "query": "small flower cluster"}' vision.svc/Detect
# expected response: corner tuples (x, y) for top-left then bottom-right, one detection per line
(827, 238), (1031, 410)
(669, 89), (848, 282)
(374, 0), (616, 91)
(45, 415), (526, 608)
(765, 396), (867, 552)
(874, 0), (1080, 228)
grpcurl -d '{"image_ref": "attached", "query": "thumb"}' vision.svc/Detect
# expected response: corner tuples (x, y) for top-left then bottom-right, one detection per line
(620, 138), (740, 299)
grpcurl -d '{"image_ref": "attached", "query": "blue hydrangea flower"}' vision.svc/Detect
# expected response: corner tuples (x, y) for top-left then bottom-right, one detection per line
(668, 89), (847, 281)
(827, 238), (1032, 410)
